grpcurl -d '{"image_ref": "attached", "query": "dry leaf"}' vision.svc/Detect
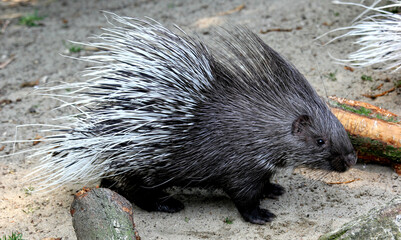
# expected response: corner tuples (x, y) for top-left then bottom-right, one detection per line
(33, 135), (43, 145)
(20, 79), (39, 88)
(344, 66), (354, 72)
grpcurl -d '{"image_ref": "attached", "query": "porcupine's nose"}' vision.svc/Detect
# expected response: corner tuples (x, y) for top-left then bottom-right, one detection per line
(344, 152), (357, 168)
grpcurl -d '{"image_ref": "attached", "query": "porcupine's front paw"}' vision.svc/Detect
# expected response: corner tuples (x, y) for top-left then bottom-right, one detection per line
(263, 183), (285, 199)
(239, 206), (276, 225)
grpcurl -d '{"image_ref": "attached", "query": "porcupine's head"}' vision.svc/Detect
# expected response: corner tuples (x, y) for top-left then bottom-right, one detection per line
(287, 106), (357, 173)
(211, 27), (357, 173)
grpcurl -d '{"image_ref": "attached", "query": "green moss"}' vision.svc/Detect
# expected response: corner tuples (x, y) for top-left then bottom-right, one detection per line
(361, 75), (372, 81)
(68, 45), (82, 53)
(375, 114), (383, 120)
(356, 107), (372, 116)
(330, 100), (399, 123)
(325, 71), (337, 81)
(224, 217), (234, 224)
(395, 80), (401, 88)
(18, 11), (44, 27)
(22, 204), (38, 214)
(63, 40), (83, 54)
(387, 116), (398, 123)
(385, 145), (401, 160)
(350, 135), (401, 163)
(1, 232), (24, 240)
(24, 186), (34, 196)
(376, 114), (399, 123)
(319, 228), (349, 240)
(337, 104), (372, 117)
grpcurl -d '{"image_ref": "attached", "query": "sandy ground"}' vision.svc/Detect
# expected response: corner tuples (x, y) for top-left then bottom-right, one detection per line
(0, 0), (400, 239)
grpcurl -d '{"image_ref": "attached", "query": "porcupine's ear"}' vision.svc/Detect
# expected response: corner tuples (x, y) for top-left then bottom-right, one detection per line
(291, 115), (311, 136)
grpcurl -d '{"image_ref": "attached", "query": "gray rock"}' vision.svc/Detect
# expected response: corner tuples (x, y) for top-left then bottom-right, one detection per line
(319, 197), (401, 240)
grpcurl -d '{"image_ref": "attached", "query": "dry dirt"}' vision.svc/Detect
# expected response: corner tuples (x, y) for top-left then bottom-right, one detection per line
(0, 0), (400, 239)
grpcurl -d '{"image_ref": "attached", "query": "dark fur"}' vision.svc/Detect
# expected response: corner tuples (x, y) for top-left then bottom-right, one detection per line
(97, 26), (357, 224)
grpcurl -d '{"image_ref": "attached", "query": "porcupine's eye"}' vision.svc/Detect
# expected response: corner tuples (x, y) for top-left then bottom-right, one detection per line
(316, 139), (325, 146)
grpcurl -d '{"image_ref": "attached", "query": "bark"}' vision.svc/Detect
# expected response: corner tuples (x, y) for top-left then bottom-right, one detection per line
(70, 187), (141, 240)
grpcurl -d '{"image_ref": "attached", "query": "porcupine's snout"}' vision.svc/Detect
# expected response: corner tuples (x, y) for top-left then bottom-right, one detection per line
(331, 152), (357, 172)
(344, 152), (357, 168)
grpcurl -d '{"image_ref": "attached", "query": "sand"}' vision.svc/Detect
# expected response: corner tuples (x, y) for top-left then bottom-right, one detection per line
(0, 0), (400, 239)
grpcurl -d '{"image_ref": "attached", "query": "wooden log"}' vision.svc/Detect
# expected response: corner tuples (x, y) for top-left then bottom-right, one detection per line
(328, 96), (401, 174)
(70, 187), (141, 240)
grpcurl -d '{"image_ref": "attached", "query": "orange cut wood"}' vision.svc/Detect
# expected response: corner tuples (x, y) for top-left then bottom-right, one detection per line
(330, 108), (401, 148)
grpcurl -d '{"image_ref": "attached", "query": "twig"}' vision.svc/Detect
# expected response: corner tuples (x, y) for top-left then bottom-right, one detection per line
(0, 55), (15, 69)
(217, 4), (245, 16)
(362, 87), (396, 99)
(327, 178), (360, 185)
(260, 26), (302, 34)
(1, 19), (10, 33)
(374, 83), (384, 90)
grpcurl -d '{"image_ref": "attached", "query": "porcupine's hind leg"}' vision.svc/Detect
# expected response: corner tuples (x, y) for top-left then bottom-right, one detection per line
(100, 178), (184, 213)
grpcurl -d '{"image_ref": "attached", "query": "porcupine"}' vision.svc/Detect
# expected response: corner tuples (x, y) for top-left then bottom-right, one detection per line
(33, 13), (357, 224)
